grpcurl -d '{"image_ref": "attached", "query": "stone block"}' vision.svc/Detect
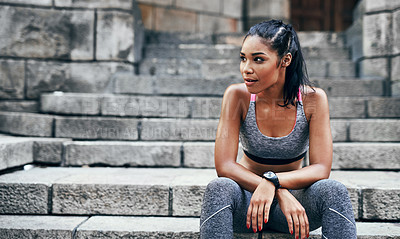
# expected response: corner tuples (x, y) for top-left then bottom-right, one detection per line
(64, 141), (181, 167)
(113, 73), (154, 94)
(51, 168), (173, 215)
(302, 47), (350, 61)
(175, 0), (221, 14)
(364, 0), (400, 13)
(312, 78), (384, 97)
(191, 97), (222, 118)
(0, 6), (94, 60)
(55, 0), (132, 9)
(0, 183), (49, 214)
(183, 142), (215, 168)
(298, 32), (345, 48)
(53, 183), (169, 215)
(247, 0), (290, 19)
(41, 93), (101, 115)
(330, 120), (348, 142)
(101, 95), (190, 117)
(349, 119), (400, 142)
(55, 117), (139, 140)
(332, 143), (400, 170)
(155, 76), (241, 96)
(222, 0), (242, 18)
(393, 9), (400, 55)
(136, 0), (173, 6)
(0, 138), (33, 171)
(0, 112), (53, 137)
(327, 61), (356, 78)
(0, 215), (88, 239)
(198, 14), (238, 33)
(154, 7), (196, 32)
(140, 119), (218, 141)
(0, 59), (25, 99)
(392, 56), (400, 96)
(97, 11), (135, 62)
(139, 57), (202, 76)
(33, 138), (71, 165)
(363, 188), (400, 220)
(172, 186), (205, 216)
(0, 0), (52, 5)
(202, 59), (240, 79)
(368, 97), (400, 117)
(363, 13), (392, 57)
(307, 61), (328, 78)
(345, 17), (363, 61)
(0, 100), (39, 113)
(26, 61), (133, 99)
(328, 97), (366, 118)
(75, 216), (199, 238)
(360, 58), (389, 79)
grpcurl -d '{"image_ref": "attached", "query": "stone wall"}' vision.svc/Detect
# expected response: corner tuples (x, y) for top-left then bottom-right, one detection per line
(0, 0), (144, 106)
(346, 0), (400, 96)
(137, 0), (289, 33)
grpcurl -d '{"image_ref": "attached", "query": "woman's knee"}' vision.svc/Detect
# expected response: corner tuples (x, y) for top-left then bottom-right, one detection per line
(205, 177), (241, 195)
(311, 179), (350, 200)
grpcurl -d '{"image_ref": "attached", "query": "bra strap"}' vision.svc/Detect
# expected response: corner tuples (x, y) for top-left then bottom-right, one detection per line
(250, 94), (256, 102)
(297, 88), (302, 103)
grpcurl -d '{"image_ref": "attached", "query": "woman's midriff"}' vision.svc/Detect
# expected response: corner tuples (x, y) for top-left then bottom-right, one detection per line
(239, 154), (303, 176)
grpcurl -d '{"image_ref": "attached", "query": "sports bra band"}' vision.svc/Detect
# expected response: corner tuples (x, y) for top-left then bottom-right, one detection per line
(243, 150), (307, 165)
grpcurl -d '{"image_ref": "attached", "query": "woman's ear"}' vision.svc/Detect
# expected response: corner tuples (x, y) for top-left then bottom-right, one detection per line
(281, 53), (292, 67)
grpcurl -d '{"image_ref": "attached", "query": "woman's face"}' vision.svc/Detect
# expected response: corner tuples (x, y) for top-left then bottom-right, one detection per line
(240, 35), (284, 94)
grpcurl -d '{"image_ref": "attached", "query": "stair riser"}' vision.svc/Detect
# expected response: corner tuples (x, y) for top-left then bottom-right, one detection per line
(41, 94), (400, 119)
(139, 58), (355, 78)
(114, 75), (385, 97)
(144, 46), (350, 60)
(1, 168), (399, 220)
(62, 142), (400, 170)
(2, 215), (399, 239)
(1, 113), (399, 142)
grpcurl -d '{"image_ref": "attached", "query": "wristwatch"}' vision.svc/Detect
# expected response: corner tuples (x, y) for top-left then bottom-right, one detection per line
(262, 171), (281, 189)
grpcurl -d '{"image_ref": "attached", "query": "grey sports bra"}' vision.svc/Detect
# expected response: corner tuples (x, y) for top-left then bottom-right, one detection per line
(239, 91), (309, 165)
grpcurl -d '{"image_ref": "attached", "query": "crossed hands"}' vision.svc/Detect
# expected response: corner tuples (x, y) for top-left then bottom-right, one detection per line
(246, 180), (309, 239)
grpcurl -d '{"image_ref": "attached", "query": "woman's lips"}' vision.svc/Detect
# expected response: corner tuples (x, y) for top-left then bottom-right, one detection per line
(244, 78), (258, 86)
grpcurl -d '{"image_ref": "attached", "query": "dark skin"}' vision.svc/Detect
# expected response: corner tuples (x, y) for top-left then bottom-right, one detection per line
(214, 36), (333, 239)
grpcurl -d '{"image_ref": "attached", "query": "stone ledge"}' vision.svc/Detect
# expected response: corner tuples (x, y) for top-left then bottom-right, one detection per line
(3, 215), (398, 238)
(0, 167), (398, 220)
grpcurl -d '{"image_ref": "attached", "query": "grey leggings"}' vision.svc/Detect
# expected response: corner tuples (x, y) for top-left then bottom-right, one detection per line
(200, 177), (356, 239)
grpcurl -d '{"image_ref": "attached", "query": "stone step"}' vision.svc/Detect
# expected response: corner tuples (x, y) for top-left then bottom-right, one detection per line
(62, 141), (400, 170)
(114, 73), (385, 97)
(1, 112), (399, 141)
(0, 135), (71, 171)
(139, 58), (356, 78)
(145, 31), (346, 48)
(144, 44), (351, 61)
(1, 215), (399, 239)
(40, 93), (400, 119)
(0, 167), (399, 220)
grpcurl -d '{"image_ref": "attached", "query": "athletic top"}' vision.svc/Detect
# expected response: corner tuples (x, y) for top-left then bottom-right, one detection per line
(239, 90), (309, 165)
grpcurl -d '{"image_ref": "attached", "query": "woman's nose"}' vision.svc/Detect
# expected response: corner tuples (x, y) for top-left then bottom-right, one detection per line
(242, 61), (253, 74)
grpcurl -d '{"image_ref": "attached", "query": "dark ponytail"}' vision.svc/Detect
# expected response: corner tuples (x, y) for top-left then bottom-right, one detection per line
(244, 20), (312, 107)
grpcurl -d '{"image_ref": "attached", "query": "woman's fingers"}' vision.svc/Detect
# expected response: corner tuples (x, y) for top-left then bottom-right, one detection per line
(292, 213), (300, 239)
(251, 204), (259, 233)
(285, 215), (294, 235)
(246, 204), (253, 230)
(304, 212), (310, 238)
(299, 213), (306, 239)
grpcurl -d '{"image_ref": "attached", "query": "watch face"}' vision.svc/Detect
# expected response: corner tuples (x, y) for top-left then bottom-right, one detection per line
(265, 171), (274, 178)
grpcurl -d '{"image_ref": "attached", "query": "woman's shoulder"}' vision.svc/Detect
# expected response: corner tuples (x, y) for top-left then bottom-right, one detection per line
(223, 83), (250, 102)
(302, 86), (329, 120)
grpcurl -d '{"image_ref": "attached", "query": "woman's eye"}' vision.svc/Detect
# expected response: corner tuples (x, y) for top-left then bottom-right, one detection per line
(240, 56), (246, 62)
(254, 57), (264, 62)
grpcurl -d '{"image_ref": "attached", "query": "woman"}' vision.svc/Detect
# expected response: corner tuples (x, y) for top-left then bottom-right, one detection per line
(200, 20), (356, 239)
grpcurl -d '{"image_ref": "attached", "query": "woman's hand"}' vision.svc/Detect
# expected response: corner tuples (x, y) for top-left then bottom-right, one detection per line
(276, 188), (309, 239)
(246, 179), (276, 232)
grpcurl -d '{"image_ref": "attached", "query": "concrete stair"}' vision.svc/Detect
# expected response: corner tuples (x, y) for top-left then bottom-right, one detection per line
(0, 30), (399, 238)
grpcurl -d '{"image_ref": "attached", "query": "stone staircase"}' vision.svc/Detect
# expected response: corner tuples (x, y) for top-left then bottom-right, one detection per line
(0, 31), (399, 238)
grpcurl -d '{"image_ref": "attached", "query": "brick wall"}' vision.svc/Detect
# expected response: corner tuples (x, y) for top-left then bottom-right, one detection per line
(137, 0), (289, 33)
(346, 0), (400, 96)
(0, 0), (144, 106)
